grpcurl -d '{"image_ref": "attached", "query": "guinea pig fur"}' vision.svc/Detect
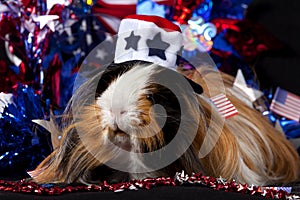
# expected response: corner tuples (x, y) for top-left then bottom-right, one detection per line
(31, 61), (300, 186)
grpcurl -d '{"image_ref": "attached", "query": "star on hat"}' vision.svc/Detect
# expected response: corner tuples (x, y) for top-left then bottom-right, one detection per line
(114, 15), (183, 69)
(125, 31), (141, 50)
(147, 32), (170, 60)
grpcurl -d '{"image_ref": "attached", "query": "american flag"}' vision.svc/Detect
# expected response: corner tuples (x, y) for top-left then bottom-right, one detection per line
(92, 0), (137, 33)
(211, 94), (238, 119)
(270, 87), (300, 122)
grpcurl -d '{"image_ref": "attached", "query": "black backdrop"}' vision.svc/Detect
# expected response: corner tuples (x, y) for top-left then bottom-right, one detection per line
(246, 0), (300, 96)
(0, 186), (270, 200)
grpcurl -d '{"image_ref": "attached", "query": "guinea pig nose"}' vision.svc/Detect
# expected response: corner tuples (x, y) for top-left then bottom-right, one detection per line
(120, 110), (127, 115)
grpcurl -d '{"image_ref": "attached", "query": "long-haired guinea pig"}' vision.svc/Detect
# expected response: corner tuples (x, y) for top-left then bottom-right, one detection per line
(30, 61), (300, 186)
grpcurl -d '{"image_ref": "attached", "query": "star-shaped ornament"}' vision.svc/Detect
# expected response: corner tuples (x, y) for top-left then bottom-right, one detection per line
(33, 15), (59, 32)
(146, 32), (170, 60)
(32, 115), (61, 149)
(124, 31), (141, 50)
(95, 48), (108, 60)
(233, 69), (263, 102)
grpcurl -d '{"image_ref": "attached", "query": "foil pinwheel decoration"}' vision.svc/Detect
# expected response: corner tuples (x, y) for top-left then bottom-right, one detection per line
(182, 16), (217, 52)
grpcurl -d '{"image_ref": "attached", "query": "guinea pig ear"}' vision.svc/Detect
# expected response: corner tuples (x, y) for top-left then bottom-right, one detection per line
(176, 57), (203, 94)
(182, 76), (203, 95)
(158, 66), (204, 95)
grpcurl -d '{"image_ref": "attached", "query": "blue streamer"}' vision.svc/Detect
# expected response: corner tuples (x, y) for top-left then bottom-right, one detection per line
(0, 85), (52, 178)
(192, 0), (213, 22)
(210, 0), (253, 20)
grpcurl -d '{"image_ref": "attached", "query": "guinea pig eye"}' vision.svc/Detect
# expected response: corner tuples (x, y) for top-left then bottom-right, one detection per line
(146, 92), (155, 104)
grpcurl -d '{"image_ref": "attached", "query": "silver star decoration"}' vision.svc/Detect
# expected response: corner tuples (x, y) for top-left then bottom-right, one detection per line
(32, 116), (61, 149)
(32, 15), (59, 32)
(95, 48), (108, 60)
(233, 69), (263, 102)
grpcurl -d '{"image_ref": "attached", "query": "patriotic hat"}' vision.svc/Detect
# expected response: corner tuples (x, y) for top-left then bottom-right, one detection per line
(114, 15), (183, 69)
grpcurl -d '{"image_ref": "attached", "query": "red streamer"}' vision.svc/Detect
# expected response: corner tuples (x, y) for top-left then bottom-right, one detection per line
(0, 172), (295, 199)
(173, 0), (204, 24)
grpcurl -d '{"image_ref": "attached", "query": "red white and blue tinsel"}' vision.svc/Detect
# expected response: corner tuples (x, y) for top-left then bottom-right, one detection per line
(0, 85), (52, 178)
(0, 0), (299, 197)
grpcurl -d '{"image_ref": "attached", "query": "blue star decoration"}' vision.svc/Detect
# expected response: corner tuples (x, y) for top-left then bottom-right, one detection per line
(125, 31), (141, 50)
(146, 32), (170, 60)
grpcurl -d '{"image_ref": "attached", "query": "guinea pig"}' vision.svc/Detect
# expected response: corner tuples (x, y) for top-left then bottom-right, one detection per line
(30, 60), (300, 186)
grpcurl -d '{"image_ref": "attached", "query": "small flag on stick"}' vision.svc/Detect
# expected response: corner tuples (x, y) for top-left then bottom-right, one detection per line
(270, 87), (300, 122)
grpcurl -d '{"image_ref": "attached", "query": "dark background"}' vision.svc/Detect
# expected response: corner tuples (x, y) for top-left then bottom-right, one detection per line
(246, 0), (300, 96)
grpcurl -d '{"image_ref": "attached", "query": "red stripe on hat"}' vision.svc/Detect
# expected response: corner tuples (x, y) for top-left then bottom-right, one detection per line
(125, 14), (182, 33)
